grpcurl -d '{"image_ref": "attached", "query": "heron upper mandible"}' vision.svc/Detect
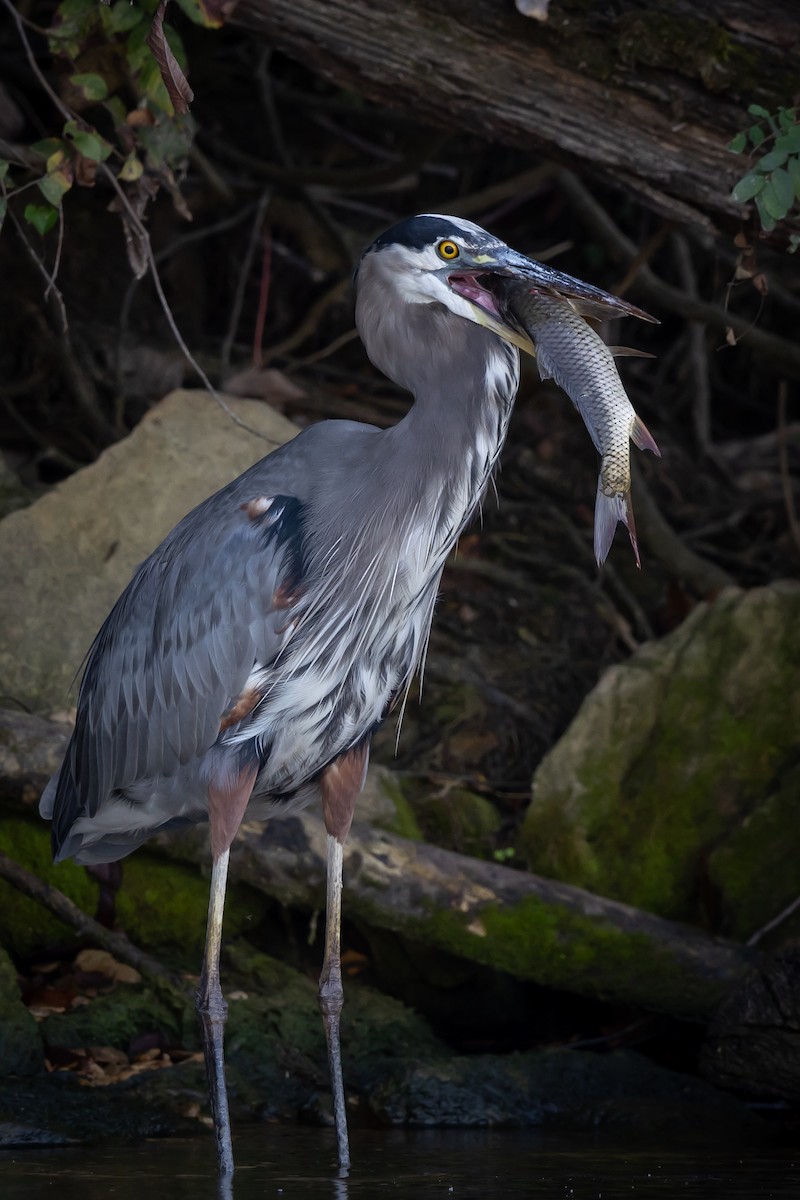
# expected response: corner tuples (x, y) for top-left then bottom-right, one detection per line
(41, 214), (631, 1177)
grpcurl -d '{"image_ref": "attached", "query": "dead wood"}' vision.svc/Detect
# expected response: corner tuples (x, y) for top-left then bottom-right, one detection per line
(0, 709), (756, 1021)
(234, 0), (800, 239)
(159, 811), (756, 1023)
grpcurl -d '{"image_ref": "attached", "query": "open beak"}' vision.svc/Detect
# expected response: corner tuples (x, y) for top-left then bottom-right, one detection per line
(447, 244), (657, 356)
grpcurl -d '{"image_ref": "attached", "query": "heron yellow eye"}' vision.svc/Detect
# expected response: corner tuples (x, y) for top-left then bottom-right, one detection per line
(437, 240), (460, 260)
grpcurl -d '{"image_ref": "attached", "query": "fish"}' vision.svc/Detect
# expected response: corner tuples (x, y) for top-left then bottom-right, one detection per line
(499, 282), (660, 567)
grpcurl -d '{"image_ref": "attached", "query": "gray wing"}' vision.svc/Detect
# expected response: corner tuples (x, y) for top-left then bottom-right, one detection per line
(48, 482), (305, 852)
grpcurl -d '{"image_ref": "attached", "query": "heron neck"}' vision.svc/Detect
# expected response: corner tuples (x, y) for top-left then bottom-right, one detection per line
(384, 321), (519, 548)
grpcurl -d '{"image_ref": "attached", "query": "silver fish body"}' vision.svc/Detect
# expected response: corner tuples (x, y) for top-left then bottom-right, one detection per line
(502, 287), (660, 566)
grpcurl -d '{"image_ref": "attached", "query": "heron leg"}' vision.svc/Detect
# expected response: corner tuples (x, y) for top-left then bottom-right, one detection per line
(198, 765), (258, 1180)
(320, 832), (350, 1170)
(318, 740), (369, 1172)
(198, 847), (234, 1178)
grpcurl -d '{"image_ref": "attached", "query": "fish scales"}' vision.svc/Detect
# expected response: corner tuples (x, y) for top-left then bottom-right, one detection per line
(502, 286), (660, 567)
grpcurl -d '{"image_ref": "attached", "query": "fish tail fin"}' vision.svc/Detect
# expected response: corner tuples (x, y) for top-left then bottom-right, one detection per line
(631, 414), (661, 458)
(594, 484), (641, 569)
(625, 492), (642, 570)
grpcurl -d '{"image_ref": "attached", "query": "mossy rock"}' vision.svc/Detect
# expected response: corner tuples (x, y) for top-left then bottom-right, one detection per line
(0, 817), (267, 963)
(0, 818), (97, 957)
(223, 941), (443, 1104)
(706, 762), (800, 941)
(116, 854), (268, 967)
(412, 786), (502, 859)
(0, 946), (43, 1076)
(521, 584), (800, 925)
(39, 983), (192, 1053)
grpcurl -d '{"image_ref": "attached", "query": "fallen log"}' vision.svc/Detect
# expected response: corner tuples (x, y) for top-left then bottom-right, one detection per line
(0, 709), (758, 1022)
(157, 810), (756, 1023)
(234, 0), (800, 239)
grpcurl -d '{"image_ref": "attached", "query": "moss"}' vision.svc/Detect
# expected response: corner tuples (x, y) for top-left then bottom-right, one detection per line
(0, 817), (267, 964)
(413, 787), (502, 859)
(707, 763), (800, 940)
(616, 14), (757, 92)
(0, 818), (97, 956)
(0, 946), (43, 1076)
(521, 586), (800, 923)
(40, 983), (190, 1051)
(116, 852), (268, 967)
(373, 773), (422, 841)
(416, 896), (738, 1021)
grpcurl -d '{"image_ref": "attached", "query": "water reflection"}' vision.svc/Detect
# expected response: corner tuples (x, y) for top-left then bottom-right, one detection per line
(2, 1126), (798, 1199)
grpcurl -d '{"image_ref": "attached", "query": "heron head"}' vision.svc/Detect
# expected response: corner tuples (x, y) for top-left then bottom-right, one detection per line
(355, 213), (539, 359)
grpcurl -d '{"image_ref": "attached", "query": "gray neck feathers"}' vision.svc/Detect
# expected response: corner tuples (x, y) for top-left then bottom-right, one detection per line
(367, 299), (519, 555)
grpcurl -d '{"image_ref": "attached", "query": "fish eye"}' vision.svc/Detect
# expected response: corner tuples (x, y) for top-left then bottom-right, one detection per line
(437, 240), (460, 261)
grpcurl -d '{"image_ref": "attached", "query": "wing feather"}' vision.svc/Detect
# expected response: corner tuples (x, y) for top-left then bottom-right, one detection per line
(49, 487), (304, 851)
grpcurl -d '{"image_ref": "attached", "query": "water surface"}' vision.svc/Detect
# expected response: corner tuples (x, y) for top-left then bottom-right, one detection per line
(3, 1126), (797, 1199)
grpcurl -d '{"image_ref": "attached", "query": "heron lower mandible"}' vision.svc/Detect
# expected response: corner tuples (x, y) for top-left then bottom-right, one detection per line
(41, 214), (635, 1177)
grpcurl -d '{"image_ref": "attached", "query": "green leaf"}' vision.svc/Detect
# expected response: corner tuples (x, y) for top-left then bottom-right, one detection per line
(37, 170), (72, 207)
(788, 234), (800, 254)
(748, 103), (771, 119)
(778, 108), (798, 131)
(30, 137), (65, 160)
(70, 72), (109, 101)
(757, 149), (788, 171)
(788, 156), (800, 201)
(63, 120), (112, 162)
(0, 159), (9, 182)
(760, 177), (790, 221)
(727, 131), (747, 154)
(748, 125), (765, 148)
(174, 0), (225, 27)
(103, 96), (128, 126)
(23, 203), (58, 235)
(769, 166), (795, 214)
(0, 196), (6, 234)
(731, 172), (766, 203)
(754, 193), (776, 231)
(106, 0), (144, 32)
(775, 127), (800, 155)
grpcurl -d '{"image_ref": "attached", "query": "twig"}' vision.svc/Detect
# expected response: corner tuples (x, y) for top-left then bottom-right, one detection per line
(262, 277), (350, 366)
(630, 462), (736, 594)
(43, 201), (65, 304)
(777, 380), (800, 562)
(0, 848), (182, 994)
(219, 187), (271, 376)
(747, 892), (800, 947)
(672, 233), (712, 454)
(253, 230), (271, 369)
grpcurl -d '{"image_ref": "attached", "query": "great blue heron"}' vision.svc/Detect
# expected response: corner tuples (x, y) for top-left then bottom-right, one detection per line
(40, 214), (646, 1176)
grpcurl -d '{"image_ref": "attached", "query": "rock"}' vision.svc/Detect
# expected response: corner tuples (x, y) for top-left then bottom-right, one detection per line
(0, 815), (265, 961)
(0, 390), (298, 714)
(411, 785), (502, 859)
(520, 583), (800, 929)
(39, 981), (192, 1054)
(701, 944), (800, 1101)
(0, 455), (31, 519)
(0, 709), (71, 817)
(0, 946), (42, 1077)
(706, 763), (800, 942)
(370, 1047), (760, 1134)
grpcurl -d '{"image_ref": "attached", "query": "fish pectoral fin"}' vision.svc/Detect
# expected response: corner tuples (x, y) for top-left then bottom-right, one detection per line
(631, 414), (661, 458)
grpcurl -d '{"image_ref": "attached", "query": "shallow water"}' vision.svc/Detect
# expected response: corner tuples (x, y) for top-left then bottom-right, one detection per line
(3, 1126), (798, 1200)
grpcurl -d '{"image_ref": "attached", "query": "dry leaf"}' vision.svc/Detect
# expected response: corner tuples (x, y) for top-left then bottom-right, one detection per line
(146, 1), (194, 115)
(223, 366), (307, 404)
(73, 948), (142, 984)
